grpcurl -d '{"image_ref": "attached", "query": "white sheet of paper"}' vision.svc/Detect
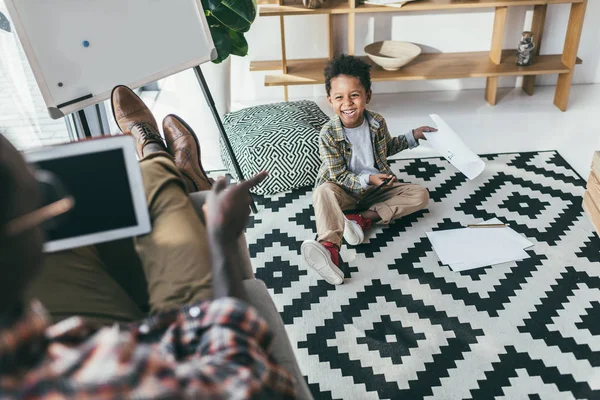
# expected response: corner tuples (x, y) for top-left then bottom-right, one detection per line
(426, 220), (533, 272)
(478, 218), (534, 249)
(427, 228), (523, 264)
(449, 249), (529, 272)
(424, 115), (485, 180)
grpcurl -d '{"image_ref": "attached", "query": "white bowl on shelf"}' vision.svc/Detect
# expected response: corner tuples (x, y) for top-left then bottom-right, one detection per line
(364, 41), (422, 71)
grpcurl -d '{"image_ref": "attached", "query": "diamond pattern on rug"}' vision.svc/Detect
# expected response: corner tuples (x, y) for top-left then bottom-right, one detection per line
(577, 301), (600, 336)
(244, 151), (600, 399)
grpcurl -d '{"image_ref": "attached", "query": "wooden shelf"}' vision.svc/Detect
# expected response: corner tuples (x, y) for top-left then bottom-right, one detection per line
(251, 58), (330, 71)
(259, 0), (583, 17)
(263, 51), (575, 86)
(256, 0), (587, 109)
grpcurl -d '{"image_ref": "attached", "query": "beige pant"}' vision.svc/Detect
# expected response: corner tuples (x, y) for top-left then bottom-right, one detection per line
(313, 182), (429, 246)
(26, 154), (216, 323)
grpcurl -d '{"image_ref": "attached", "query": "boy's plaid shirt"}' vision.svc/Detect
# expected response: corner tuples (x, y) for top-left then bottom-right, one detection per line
(0, 298), (296, 399)
(315, 110), (409, 194)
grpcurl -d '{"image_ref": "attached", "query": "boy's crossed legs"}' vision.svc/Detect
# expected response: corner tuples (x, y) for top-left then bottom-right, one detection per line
(302, 181), (429, 285)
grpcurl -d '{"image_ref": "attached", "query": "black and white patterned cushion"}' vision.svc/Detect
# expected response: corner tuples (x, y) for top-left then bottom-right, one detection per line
(220, 101), (329, 195)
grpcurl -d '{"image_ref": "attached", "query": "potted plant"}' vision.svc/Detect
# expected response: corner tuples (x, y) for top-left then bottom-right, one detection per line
(202, 0), (257, 63)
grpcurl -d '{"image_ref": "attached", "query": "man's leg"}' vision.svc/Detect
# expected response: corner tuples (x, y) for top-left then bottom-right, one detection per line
(111, 85), (217, 314)
(135, 153), (214, 313)
(26, 154), (212, 321)
(96, 238), (150, 313)
(29, 85), (216, 321)
(313, 182), (360, 247)
(365, 183), (429, 224)
(26, 246), (145, 324)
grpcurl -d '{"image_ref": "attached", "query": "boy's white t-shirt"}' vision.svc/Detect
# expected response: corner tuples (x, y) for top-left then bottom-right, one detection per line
(343, 119), (379, 189)
(343, 117), (418, 189)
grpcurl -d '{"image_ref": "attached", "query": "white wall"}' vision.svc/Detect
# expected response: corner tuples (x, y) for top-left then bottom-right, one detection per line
(232, 2), (600, 103)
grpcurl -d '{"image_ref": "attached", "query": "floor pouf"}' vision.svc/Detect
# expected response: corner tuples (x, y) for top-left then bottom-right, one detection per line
(220, 100), (329, 195)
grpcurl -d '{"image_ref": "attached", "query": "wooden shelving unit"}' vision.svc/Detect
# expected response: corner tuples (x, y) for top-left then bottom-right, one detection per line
(254, 0), (588, 111)
(259, 0), (583, 16)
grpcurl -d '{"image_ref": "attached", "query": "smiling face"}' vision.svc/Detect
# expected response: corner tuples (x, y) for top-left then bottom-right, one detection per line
(327, 74), (372, 129)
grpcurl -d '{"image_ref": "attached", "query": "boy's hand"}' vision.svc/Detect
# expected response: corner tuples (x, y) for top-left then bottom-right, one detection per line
(369, 174), (395, 186)
(203, 171), (268, 242)
(412, 126), (438, 141)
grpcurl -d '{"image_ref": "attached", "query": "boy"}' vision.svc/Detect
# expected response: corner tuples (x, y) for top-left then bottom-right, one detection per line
(301, 54), (437, 285)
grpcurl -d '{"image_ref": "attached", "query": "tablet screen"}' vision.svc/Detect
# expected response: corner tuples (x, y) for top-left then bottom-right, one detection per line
(33, 148), (138, 241)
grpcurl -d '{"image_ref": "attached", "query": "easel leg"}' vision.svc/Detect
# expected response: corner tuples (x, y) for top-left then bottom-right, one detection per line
(193, 65), (258, 213)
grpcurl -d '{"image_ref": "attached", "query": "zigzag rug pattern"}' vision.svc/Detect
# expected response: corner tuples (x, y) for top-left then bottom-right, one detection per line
(245, 151), (600, 399)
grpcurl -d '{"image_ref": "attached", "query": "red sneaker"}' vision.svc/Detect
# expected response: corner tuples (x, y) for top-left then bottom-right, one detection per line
(322, 241), (340, 266)
(343, 214), (372, 246)
(300, 240), (344, 285)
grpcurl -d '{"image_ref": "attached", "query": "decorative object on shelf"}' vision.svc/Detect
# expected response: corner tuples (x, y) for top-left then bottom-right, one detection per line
(361, 0), (419, 8)
(302, 0), (328, 9)
(364, 41), (422, 71)
(0, 11), (11, 33)
(516, 31), (536, 66)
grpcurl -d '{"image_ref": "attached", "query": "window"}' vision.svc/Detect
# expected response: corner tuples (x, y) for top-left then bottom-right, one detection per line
(0, 2), (72, 150)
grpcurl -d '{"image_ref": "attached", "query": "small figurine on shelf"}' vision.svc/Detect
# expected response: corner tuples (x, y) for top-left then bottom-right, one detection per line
(516, 31), (535, 66)
(302, 0), (326, 8)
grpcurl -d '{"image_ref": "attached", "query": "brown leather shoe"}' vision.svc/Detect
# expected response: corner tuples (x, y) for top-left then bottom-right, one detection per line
(162, 114), (212, 193)
(111, 85), (165, 158)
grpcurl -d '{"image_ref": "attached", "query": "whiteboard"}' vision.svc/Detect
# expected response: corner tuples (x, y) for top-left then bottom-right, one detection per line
(5, 0), (216, 119)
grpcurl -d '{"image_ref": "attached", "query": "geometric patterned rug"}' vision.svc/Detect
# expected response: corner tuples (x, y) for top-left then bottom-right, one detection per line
(245, 151), (600, 399)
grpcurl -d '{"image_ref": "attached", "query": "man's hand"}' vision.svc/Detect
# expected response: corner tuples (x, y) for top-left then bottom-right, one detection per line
(412, 126), (438, 141)
(203, 171), (268, 300)
(369, 174), (395, 186)
(203, 171), (268, 242)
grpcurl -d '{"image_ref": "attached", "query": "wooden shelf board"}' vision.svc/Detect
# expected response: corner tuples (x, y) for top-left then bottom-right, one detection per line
(250, 58), (330, 71)
(264, 51), (574, 86)
(259, 0), (583, 17)
(252, 56), (582, 72)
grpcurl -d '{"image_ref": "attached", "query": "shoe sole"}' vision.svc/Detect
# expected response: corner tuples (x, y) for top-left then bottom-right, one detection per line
(343, 217), (364, 246)
(166, 114), (212, 186)
(110, 85), (124, 133)
(301, 241), (344, 285)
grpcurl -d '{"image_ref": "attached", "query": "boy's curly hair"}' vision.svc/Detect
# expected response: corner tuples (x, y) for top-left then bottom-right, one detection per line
(324, 54), (372, 96)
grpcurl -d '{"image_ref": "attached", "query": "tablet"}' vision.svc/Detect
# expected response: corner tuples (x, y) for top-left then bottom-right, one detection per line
(357, 176), (393, 208)
(24, 135), (151, 252)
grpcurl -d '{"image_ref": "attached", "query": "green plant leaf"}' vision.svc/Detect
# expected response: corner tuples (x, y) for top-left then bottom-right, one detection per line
(208, 20), (233, 63)
(202, 0), (256, 33)
(221, 0), (256, 26)
(229, 30), (248, 57)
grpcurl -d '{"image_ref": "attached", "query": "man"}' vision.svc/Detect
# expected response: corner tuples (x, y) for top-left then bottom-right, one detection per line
(0, 86), (295, 398)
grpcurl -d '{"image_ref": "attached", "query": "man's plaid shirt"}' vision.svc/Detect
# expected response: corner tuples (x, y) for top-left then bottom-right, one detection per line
(315, 110), (415, 194)
(0, 298), (295, 399)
